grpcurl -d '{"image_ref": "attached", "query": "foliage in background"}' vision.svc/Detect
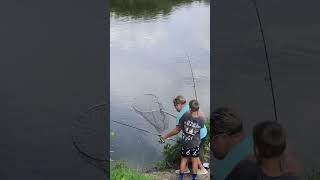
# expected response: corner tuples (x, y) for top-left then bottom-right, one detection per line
(202, 118), (210, 162)
(111, 0), (209, 20)
(155, 138), (183, 170)
(155, 118), (210, 170)
(111, 161), (153, 180)
(306, 169), (320, 180)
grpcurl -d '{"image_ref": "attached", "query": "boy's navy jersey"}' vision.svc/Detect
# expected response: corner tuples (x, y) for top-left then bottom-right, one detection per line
(178, 112), (205, 149)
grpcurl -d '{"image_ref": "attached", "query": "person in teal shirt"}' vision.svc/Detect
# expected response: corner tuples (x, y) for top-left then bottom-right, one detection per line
(174, 96), (207, 140)
(173, 95), (208, 174)
(211, 107), (254, 180)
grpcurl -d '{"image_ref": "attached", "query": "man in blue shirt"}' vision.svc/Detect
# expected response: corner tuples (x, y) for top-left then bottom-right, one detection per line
(225, 121), (304, 180)
(211, 107), (254, 180)
(173, 95), (208, 175)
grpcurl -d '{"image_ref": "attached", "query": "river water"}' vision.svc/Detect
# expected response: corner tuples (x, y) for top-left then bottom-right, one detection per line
(110, 0), (210, 169)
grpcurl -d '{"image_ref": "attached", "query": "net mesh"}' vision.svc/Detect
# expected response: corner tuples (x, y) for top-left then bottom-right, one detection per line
(132, 94), (170, 133)
(71, 103), (108, 173)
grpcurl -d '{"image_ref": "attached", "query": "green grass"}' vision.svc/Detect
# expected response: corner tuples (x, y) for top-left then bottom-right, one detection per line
(306, 169), (320, 180)
(110, 161), (153, 180)
(202, 118), (211, 162)
(155, 139), (183, 170)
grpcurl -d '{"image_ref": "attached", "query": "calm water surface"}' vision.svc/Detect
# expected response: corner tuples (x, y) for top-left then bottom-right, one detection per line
(110, 0), (210, 169)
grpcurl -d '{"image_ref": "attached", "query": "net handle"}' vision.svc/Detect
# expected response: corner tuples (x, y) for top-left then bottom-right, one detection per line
(132, 93), (176, 117)
(112, 120), (177, 142)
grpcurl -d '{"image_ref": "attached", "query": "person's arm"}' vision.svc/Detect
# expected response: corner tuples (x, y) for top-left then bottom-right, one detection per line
(160, 126), (182, 140)
(161, 112), (185, 140)
(200, 117), (207, 140)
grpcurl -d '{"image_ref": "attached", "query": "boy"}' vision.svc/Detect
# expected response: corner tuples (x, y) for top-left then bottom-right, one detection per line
(160, 99), (205, 180)
(226, 121), (304, 180)
(173, 95), (208, 174)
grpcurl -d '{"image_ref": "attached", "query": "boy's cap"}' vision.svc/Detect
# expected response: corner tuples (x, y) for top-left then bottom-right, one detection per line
(173, 95), (186, 105)
(211, 107), (243, 135)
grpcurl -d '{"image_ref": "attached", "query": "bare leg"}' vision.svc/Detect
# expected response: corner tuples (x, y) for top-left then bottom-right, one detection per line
(198, 158), (204, 169)
(192, 157), (199, 175)
(180, 156), (188, 173)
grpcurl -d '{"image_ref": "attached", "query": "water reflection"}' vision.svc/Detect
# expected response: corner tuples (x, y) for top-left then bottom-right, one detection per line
(111, 0), (209, 21)
(110, 0), (210, 168)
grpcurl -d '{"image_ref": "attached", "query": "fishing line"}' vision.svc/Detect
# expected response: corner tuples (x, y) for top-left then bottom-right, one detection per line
(112, 120), (177, 142)
(132, 94), (170, 133)
(143, 93), (177, 118)
(72, 103), (108, 173)
(252, 0), (278, 122)
(185, 52), (198, 100)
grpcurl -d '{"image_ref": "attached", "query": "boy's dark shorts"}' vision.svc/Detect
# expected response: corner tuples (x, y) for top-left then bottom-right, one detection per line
(181, 146), (200, 157)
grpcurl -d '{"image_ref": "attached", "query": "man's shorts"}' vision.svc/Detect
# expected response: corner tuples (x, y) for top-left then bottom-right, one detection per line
(181, 146), (200, 157)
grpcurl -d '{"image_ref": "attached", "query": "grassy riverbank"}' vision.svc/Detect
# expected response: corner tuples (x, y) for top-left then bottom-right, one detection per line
(110, 161), (152, 180)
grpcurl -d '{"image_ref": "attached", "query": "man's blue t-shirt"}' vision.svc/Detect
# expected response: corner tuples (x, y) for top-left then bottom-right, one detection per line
(212, 137), (254, 180)
(175, 104), (207, 140)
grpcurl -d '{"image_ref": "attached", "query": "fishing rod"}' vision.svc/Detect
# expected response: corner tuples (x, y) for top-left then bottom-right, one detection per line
(161, 110), (177, 118)
(186, 53), (198, 100)
(252, 0), (278, 122)
(111, 120), (177, 142)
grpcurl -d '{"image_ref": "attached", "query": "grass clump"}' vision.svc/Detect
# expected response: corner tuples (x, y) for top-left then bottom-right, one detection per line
(110, 161), (153, 180)
(155, 139), (183, 170)
(306, 169), (320, 180)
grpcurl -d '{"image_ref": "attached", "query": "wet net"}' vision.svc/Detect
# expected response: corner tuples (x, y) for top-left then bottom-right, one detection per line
(132, 94), (175, 133)
(71, 103), (108, 174)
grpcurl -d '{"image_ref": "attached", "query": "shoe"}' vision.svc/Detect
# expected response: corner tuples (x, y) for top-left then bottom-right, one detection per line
(197, 168), (208, 175)
(203, 162), (210, 169)
(175, 168), (190, 174)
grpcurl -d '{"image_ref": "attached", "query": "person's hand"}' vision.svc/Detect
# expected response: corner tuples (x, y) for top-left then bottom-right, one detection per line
(159, 135), (165, 144)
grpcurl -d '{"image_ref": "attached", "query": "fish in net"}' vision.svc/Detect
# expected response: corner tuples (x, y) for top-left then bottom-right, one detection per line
(71, 103), (108, 174)
(132, 94), (176, 134)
